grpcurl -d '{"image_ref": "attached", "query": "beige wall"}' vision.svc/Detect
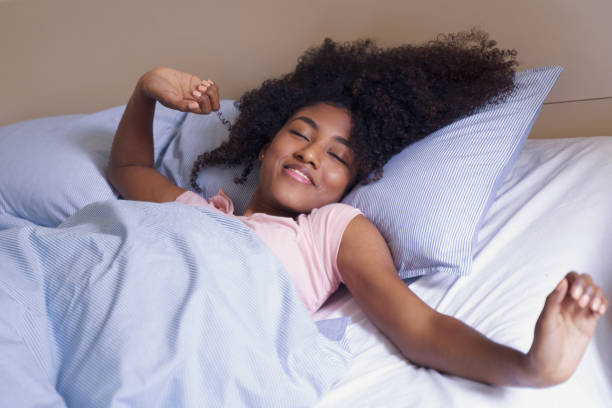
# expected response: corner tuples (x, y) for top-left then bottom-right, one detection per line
(1, 0), (611, 137)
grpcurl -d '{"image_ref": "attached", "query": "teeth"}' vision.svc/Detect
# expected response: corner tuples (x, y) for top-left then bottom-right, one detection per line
(293, 169), (307, 179)
(288, 168), (310, 183)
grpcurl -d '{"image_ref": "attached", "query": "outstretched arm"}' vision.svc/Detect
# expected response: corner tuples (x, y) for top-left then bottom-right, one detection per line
(337, 215), (608, 387)
(107, 67), (220, 202)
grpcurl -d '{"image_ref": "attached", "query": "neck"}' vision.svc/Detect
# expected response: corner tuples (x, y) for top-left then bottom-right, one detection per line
(242, 188), (299, 218)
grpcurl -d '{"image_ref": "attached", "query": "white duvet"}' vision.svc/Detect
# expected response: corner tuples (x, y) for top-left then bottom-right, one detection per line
(315, 136), (612, 407)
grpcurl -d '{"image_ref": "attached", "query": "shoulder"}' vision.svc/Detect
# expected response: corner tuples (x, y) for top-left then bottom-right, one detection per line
(338, 213), (386, 251)
(297, 204), (364, 281)
(302, 203), (363, 240)
(337, 213), (396, 286)
(307, 202), (362, 224)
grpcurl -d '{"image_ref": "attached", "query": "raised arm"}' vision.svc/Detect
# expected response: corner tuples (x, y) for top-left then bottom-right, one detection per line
(337, 215), (608, 387)
(106, 67), (220, 202)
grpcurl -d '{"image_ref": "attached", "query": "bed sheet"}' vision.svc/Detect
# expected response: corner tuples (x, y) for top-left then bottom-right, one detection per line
(314, 136), (612, 407)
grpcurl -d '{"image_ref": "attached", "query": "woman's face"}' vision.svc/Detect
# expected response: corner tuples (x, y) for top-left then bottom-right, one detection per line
(247, 103), (358, 217)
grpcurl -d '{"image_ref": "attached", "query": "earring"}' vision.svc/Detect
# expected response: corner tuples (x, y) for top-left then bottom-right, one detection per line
(259, 153), (264, 160)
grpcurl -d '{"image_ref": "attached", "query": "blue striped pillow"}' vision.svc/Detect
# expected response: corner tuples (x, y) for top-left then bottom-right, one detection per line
(342, 66), (563, 278)
(160, 67), (562, 278)
(0, 103), (185, 229)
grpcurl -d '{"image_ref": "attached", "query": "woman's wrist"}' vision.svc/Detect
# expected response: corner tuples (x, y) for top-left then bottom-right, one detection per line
(517, 349), (564, 388)
(135, 70), (158, 102)
(491, 347), (542, 387)
(515, 351), (542, 387)
(473, 344), (550, 388)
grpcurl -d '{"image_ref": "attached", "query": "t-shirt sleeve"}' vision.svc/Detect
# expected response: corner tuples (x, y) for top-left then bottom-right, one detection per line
(175, 190), (235, 215)
(175, 190), (217, 210)
(308, 203), (363, 284)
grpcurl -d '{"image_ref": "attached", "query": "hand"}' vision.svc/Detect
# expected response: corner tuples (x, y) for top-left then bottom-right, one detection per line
(139, 66), (220, 114)
(524, 272), (608, 386)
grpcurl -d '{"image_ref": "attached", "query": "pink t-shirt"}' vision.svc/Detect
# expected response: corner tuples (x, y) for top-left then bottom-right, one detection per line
(176, 190), (362, 313)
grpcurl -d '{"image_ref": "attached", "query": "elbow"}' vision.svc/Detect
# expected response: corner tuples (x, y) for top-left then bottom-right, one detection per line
(105, 162), (115, 187)
(105, 161), (122, 192)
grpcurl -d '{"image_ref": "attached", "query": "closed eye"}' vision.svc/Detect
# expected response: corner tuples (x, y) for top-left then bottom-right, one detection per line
(329, 152), (348, 165)
(290, 130), (309, 141)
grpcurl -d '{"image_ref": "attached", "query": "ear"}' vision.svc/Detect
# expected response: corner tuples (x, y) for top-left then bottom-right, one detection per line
(258, 143), (270, 160)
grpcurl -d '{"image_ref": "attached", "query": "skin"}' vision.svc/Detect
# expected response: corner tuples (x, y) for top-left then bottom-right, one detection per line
(245, 104), (357, 218)
(107, 66), (609, 388)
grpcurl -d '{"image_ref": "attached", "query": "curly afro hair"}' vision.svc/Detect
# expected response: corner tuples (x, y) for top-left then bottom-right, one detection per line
(189, 28), (518, 193)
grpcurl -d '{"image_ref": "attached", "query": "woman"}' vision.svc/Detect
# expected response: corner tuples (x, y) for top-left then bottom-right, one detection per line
(107, 30), (608, 388)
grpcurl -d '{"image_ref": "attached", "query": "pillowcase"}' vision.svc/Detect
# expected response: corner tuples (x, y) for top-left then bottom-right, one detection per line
(160, 66), (562, 278)
(156, 100), (258, 214)
(344, 66), (563, 278)
(0, 103), (185, 228)
(0, 67), (562, 278)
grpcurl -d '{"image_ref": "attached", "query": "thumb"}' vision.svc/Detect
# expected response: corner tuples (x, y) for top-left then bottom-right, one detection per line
(167, 97), (200, 113)
(542, 278), (568, 315)
(180, 100), (200, 112)
(548, 278), (569, 306)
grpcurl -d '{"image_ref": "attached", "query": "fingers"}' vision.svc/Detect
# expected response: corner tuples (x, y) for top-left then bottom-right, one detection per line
(190, 79), (220, 113)
(563, 271), (608, 315)
(589, 287), (608, 314)
(206, 80), (220, 111)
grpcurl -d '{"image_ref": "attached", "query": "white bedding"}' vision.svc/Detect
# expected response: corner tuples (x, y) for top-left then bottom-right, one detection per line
(314, 136), (612, 407)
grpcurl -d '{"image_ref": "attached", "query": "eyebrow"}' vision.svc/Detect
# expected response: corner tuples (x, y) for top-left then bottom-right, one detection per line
(292, 116), (319, 130)
(291, 116), (353, 149)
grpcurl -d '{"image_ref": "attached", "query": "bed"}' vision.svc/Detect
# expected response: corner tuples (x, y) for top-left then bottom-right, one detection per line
(0, 66), (611, 407)
(315, 136), (612, 407)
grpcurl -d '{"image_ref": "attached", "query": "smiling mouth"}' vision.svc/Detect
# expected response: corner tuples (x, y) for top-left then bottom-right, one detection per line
(283, 167), (313, 185)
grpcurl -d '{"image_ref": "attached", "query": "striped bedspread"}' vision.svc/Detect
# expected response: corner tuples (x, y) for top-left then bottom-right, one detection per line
(0, 200), (350, 407)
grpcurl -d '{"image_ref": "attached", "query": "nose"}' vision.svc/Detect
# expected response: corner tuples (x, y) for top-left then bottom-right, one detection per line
(294, 143), (321, 168)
